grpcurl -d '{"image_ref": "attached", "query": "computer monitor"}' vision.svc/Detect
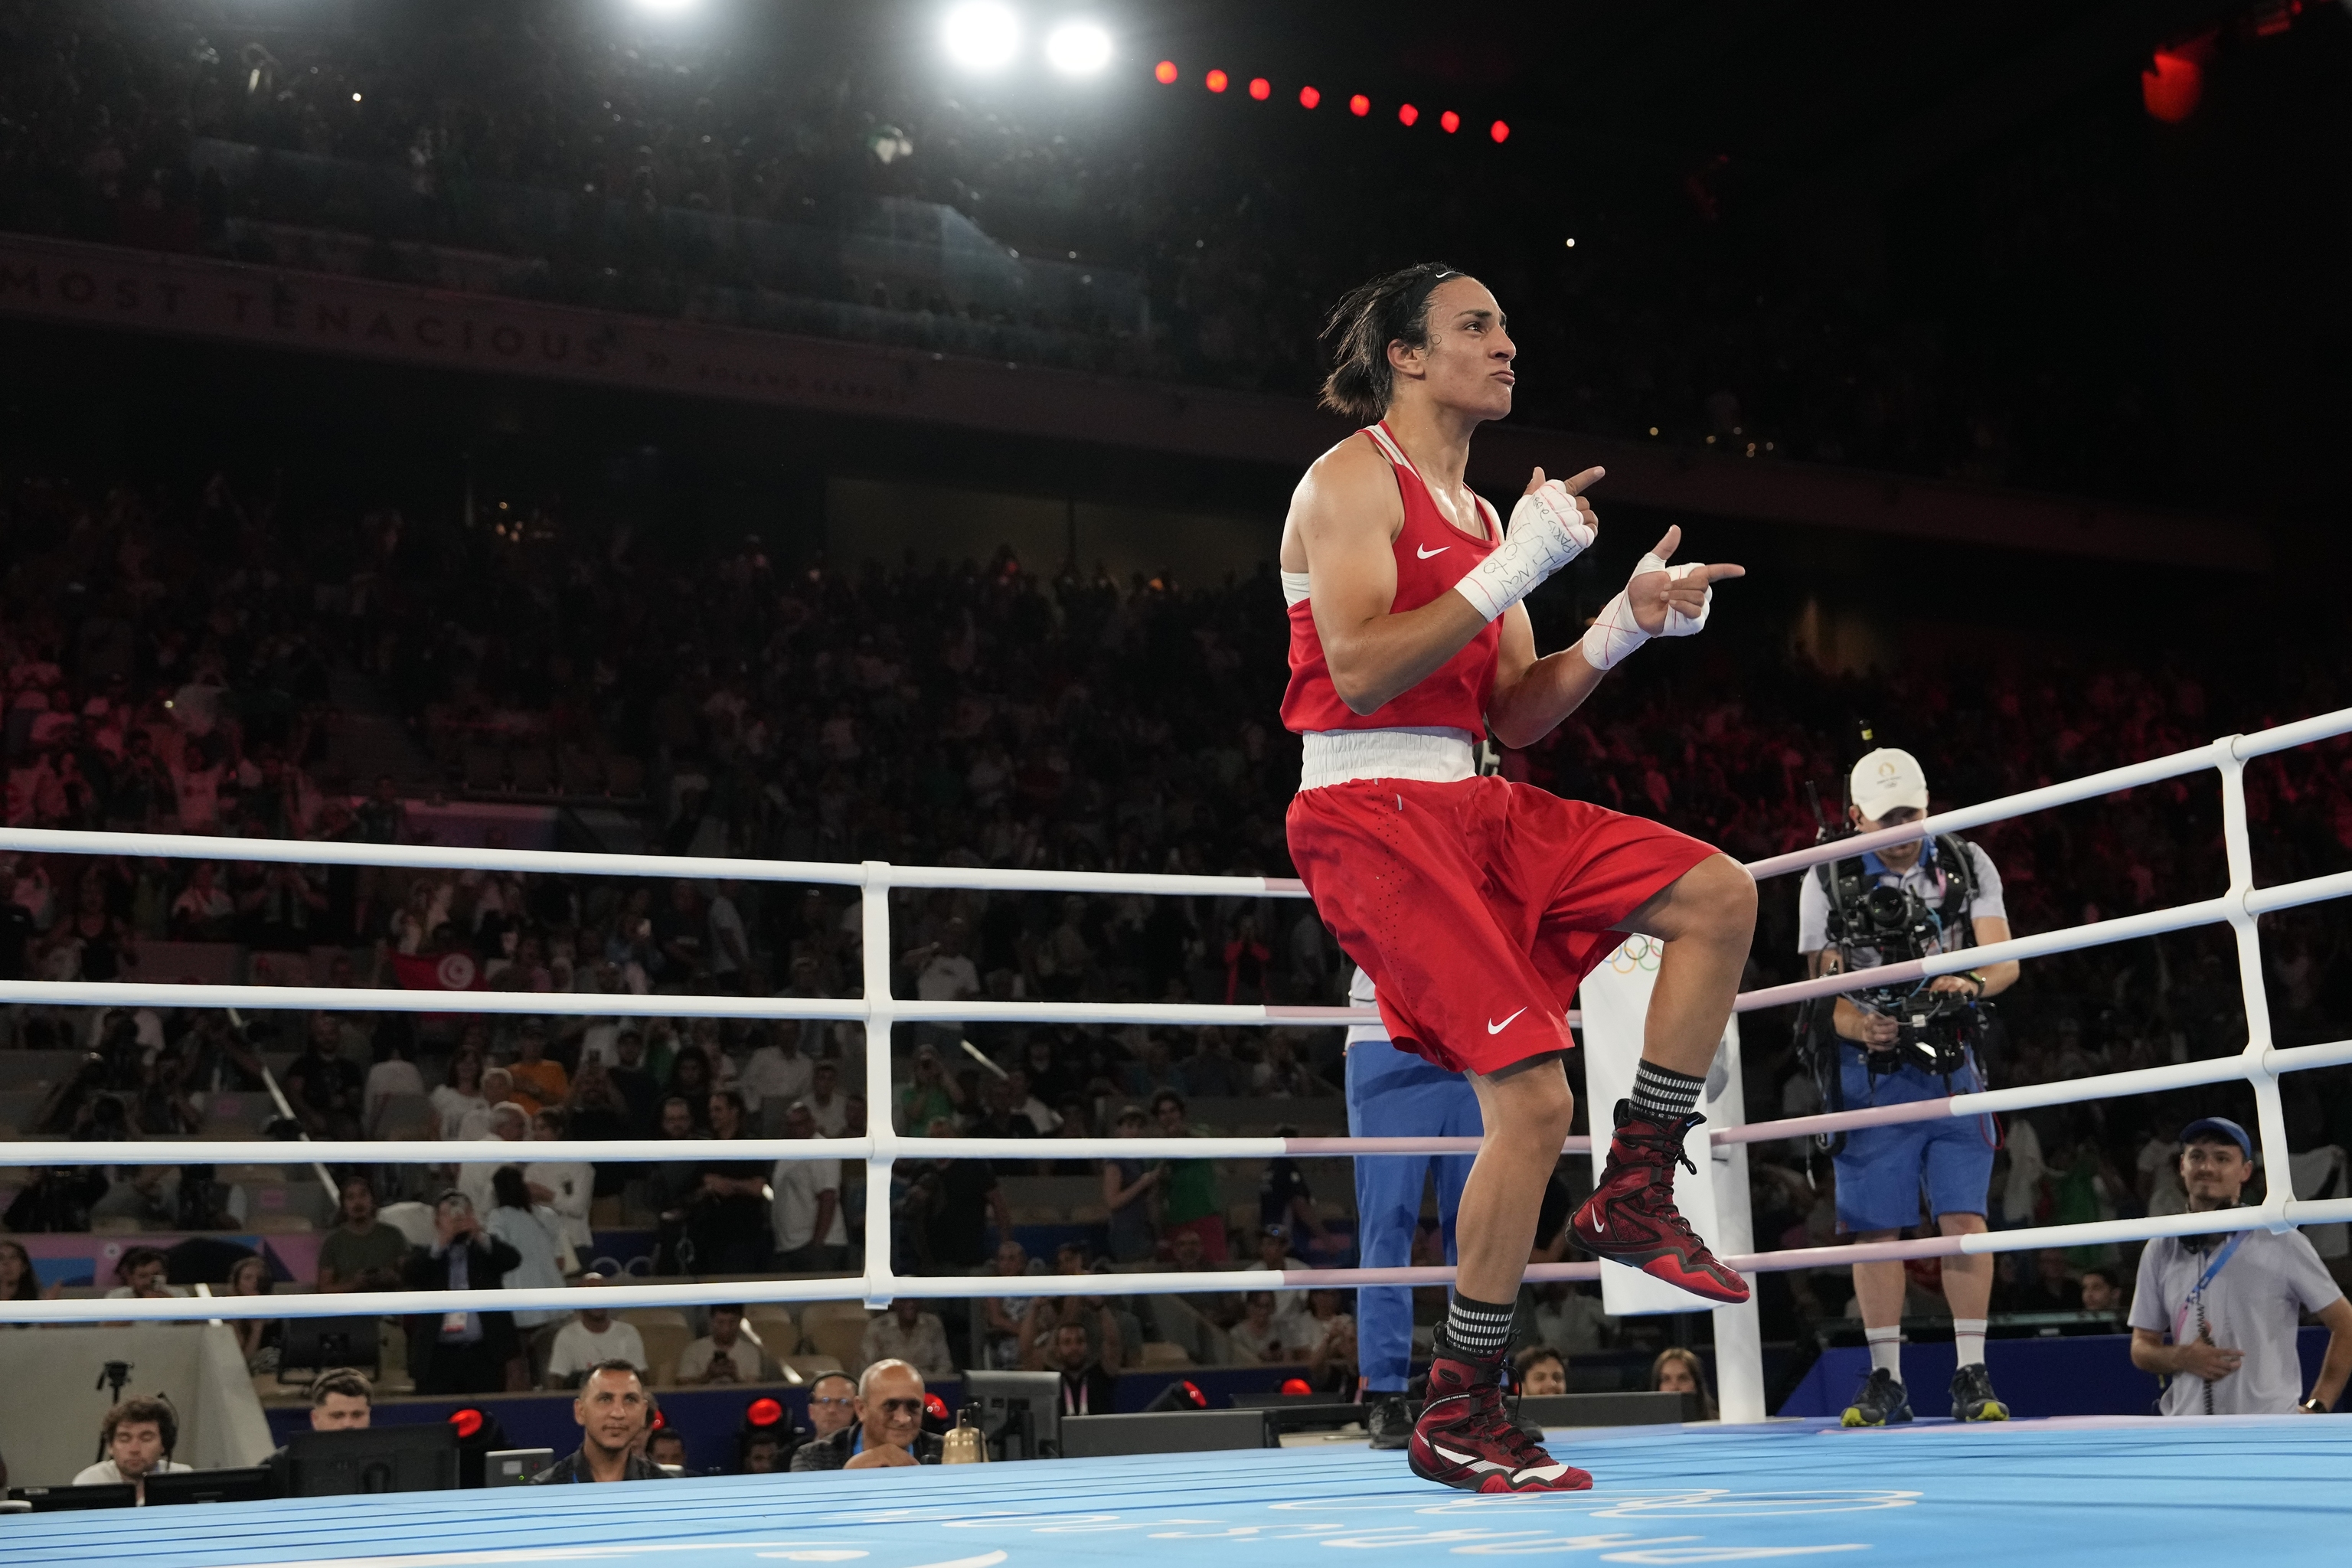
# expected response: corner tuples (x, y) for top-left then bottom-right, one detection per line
(144, 1468), (276, 1507)
(284, 1423), (462, 1496)
(961, 1370), (1063, 1461)
(482, 1448), (554, 1488)
(277, 1315), (384, 1379)
(8, 1484), (136, 1512)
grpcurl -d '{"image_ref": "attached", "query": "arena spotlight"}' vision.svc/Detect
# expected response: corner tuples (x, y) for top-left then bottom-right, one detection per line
(942, 2), (1021, 73)
(630, 0), (698, 11)
(1298, 84), (1321, 108)
(1044, 19), (1112, 76)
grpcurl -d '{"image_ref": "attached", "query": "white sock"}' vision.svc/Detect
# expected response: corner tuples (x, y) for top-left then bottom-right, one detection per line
(1867, 1328), (1902, 1383)
(1954, 1319), (1988, 1370)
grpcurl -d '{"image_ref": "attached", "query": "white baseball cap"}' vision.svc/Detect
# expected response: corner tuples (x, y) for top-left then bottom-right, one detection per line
(1850, 747), (1929, 822)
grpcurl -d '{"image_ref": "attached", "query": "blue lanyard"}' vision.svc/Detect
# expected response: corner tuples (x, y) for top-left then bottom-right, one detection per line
(2172, 1230), (2249, 1343)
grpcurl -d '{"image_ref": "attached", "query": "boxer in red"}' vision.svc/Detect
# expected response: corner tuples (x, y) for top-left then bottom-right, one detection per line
(1279, 263), (1753, 1492)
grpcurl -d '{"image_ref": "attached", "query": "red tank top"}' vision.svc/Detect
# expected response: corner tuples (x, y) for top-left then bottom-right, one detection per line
(1279, 423), (1503, 735)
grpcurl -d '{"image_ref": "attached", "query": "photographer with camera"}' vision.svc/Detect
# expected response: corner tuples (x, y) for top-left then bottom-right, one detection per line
(1798, 747), (2018, 1427)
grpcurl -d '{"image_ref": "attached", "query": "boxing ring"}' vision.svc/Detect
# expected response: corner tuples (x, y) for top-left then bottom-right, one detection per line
(2, 707), (2350, 1560)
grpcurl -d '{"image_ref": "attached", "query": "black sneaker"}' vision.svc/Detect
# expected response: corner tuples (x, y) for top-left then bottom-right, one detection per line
(1367, 1393), (1416, 1451)
(1840, 1367), (1914, 1428)
(1950, 1362), (2010, 1423)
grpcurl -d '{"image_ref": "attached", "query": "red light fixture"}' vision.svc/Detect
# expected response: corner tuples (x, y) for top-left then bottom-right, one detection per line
(1280, 1377), (1313, 1396)
(1155, 60), (1178, 85)
(1249, 77), (1270, 100)
(2141, 51), (2203, 122)
(1397, 103), (1419, 126)
(923, 1392), (951, 1422)
(1298, 85), (1321, 109)
(1488, 119), (1511, 143)
(1439, 110), (1460, 134)
(1205, 68), (1229, 93)
(745, 1396), (785, 1428)
(1349, 93), (1370, 117)
(449, 1408), (485, 1439)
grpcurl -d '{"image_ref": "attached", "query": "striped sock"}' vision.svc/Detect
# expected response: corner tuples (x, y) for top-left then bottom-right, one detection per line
(1630, 1059), (1706, 1122)
(1443, 1292), (1516, 1358)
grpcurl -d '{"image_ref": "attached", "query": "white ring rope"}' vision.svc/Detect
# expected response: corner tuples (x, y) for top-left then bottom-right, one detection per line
(0, 704), (2345, 1328)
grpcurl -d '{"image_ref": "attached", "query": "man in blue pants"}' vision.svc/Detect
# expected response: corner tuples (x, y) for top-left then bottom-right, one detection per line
(1345, 967), (1483, 1448)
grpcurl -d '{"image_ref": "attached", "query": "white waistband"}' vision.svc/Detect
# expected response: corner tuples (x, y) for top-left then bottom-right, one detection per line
(1298, 727), (1476, 791)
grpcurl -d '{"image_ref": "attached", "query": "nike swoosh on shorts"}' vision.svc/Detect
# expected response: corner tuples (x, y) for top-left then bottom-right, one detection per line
(1488, 1008), (1528, 1034)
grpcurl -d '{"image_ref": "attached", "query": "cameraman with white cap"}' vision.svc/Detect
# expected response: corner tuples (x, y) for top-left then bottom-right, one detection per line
(1798, 746), (2019, 1428)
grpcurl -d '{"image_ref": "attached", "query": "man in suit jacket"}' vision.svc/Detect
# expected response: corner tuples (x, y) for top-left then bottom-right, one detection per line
(403, 1189), (524, 1394)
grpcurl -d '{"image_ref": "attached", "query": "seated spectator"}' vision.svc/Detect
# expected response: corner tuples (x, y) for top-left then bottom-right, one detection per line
(740, 1431), (788, 1473)
(771, 1101), (848, 1272)
(528, 1361), (669, 1484)
(646, 1429), (690, 1472)
(316, 1176), (412, 1293)
(0, 1238), (49, 1302)
(1652, 1347), (1720, 1419)
(788, 1359), (942, 1470)
(2080, 1265), (2125, 1320)
(676, 1303), (766, 1384)
(1528, 1280), (1613, 1353)
(1045, 1319), (1116, 1417)
(1514, 1344), (1569, 1396)
(803, 1371), (859, 1440)
(740, 1021), (814, 1112)
(2129, 1116), (2352, 1416)
(546, 1279), (649, 1387)
(103, 1246), (187, 1299)
(402, 1189), (524, 1395)
(432, 1049), (489, 1141)
(74, 1396), (188, 1500)
(861, 1297), (956, 1381)
(456, 1067), (517, 1140)
(224, 1255), (279, 1371)
(1308, 1310), (1358, 1395)
(1229, 1291), (1314, 1364)
(280, 1011), (366, 1142)
(506, 1022), (569, 1115)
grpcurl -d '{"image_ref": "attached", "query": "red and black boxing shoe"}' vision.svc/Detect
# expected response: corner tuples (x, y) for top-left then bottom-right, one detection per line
(1570, 1099), (1751, 1305)
(1407, 1339), (1593, 1493)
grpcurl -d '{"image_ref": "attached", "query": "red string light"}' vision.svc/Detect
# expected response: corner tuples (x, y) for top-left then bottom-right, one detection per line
(1348, 93), (1370, 116)
(1154, 60), (1178, 85)
(1440, 110), (1460, 133)
(1205, 68), (1229, 93)
(1298, 85), (1321, 109)
(1488, 119), (1511, 143)
(1398, 103), (1419, 126)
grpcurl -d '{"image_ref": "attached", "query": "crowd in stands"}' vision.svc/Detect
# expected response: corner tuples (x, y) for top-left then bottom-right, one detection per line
(0, 446), (2347, 1446)
(0, 2), (2198, 503)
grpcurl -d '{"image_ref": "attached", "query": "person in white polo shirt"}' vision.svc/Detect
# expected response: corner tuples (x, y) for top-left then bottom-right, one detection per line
(544, 1277), (649, 1389)
(2128, 1116), (2352, 1416)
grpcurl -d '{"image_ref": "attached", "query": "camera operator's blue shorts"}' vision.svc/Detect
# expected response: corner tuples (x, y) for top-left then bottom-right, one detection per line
(1830, 1047), (1996, 1234)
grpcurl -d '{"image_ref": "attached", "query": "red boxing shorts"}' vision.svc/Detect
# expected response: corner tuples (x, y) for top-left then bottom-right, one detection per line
(1288, 776), (1717, 1076)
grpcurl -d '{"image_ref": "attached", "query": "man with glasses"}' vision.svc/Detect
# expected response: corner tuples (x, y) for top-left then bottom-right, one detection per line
(789, 1359), (942, 1470)
(2128, 1116), (2352, 1416)
(802, 1372), (860, 1441)
(1799, 746), (2018, 1426)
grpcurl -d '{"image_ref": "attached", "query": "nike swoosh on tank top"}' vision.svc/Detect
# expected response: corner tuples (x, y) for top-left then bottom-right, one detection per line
(1279, 422), (1504, 735)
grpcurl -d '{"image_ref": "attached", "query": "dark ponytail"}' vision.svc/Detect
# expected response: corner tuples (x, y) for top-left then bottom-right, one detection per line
(1318, 263), (1465, 423)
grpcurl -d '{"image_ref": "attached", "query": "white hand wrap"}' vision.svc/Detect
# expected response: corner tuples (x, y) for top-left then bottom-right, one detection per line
(1449, 482), (1596, 624)
(1579, 552), (1715, 671)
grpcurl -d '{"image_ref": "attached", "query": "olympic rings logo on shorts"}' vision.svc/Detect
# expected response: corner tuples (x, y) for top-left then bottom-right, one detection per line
(1609, 936), (1663, 972)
